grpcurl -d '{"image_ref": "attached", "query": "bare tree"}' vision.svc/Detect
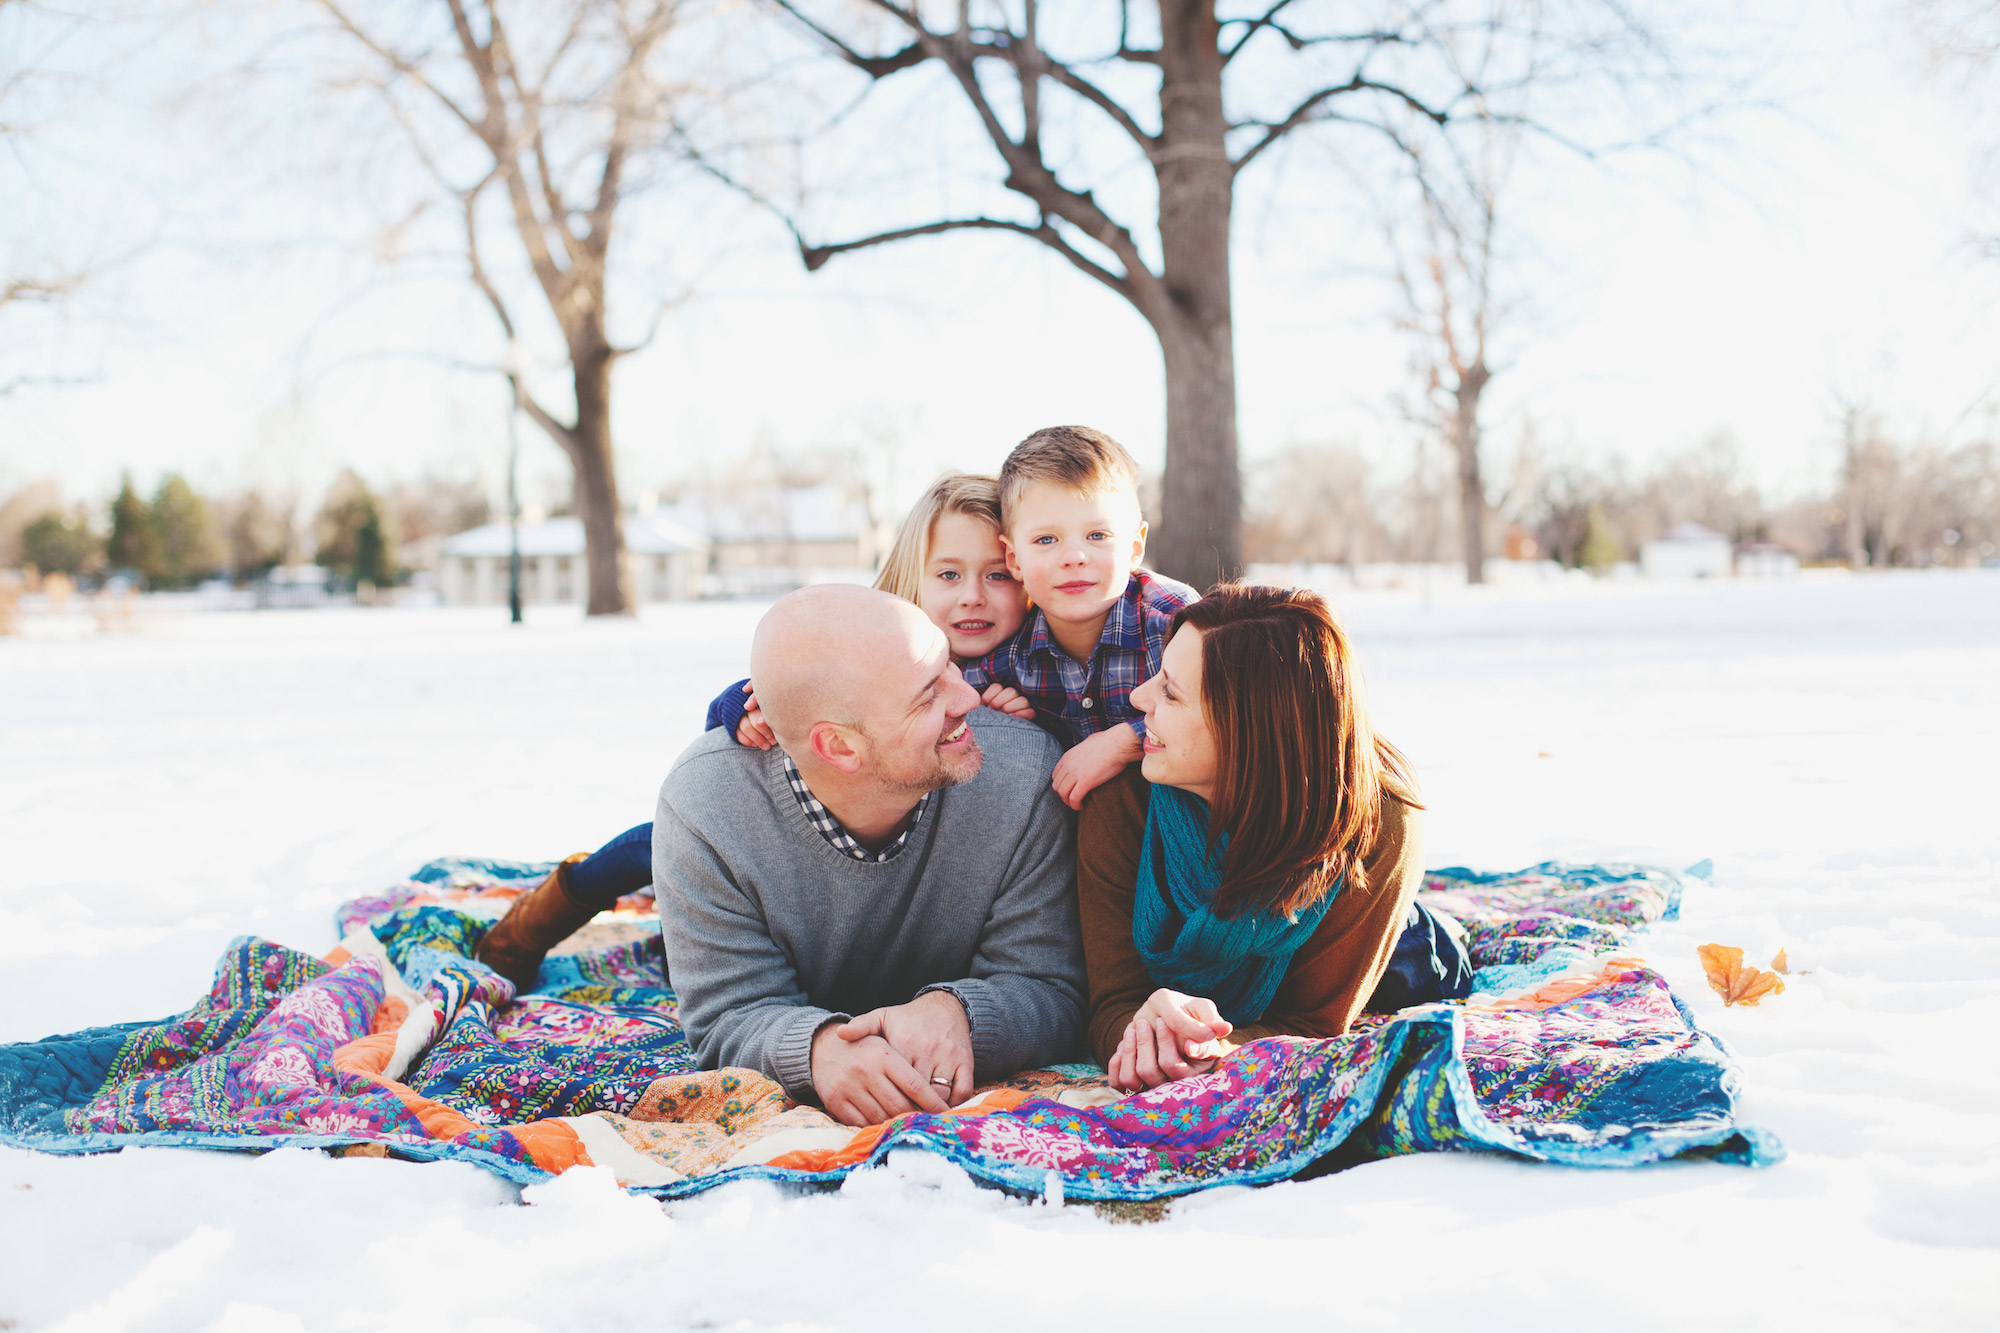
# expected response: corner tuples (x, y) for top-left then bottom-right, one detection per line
(1242, 440), (1388, 567)
(1912, 1), (2000, 263)
(0, 0), (144, 398)
(715, 1), (1676, 585)
(1373, 0), (1662, 584)
(1384, 105), (1513, 584)
(307, 0), (702, 613)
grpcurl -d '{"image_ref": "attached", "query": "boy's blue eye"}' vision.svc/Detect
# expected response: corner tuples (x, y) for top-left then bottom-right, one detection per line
(1033, 535), (1056, 545)
(985, 570), (1012, 582)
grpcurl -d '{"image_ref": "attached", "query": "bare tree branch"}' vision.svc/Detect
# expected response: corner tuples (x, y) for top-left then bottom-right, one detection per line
(611, 281), (697, 359)
(799, 216), (1039, 269)
(766, 0), (928, 78)
(1041, 54), (1156, 151)
(0, 272), (86, 307)
(1221, 0), (1300, 63)
(1232, 72), (1451, 174)
(854, 0), (1160, 304)
(313, 0), (482, 134)
(0, 371), (98, 397)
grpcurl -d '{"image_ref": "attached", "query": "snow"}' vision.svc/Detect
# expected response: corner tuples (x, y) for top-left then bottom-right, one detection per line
(3, 570), (1997, 1330)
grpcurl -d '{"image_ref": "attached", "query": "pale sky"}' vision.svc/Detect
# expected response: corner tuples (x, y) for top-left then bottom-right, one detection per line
(0, 0), (1993, 518)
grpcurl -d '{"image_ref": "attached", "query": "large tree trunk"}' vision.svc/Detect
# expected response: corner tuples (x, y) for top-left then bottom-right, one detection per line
(1147, 0), (1242, 588)
(1451, 366), (1490, 585)
(1153, 321), (1241, 588)
(569, 343), (632, 615)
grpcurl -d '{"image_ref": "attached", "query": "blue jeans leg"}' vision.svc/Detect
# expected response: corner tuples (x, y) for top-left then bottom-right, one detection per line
(1365, 901), (1476, 1012)
(563, 822), (655, 908)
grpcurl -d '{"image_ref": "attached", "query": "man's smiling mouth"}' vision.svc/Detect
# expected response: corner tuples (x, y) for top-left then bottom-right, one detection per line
(941, 720), (969, 744)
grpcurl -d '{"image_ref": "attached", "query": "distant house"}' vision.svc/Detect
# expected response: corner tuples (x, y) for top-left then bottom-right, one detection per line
(1641, 522), (1733, 580)
(658, 484), (886, 596)
(1735, 543), (1801, 579)
(255, 565), (337, 609)
(438, 513), (708, 606)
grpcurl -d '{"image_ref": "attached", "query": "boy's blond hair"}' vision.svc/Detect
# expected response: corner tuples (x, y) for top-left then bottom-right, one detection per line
(872, 472), (1003, 604)
(998, 425), (1142, 532)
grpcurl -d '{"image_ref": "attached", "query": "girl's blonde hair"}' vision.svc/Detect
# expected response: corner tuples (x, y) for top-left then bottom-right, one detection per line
(873, 473), (1003, 604)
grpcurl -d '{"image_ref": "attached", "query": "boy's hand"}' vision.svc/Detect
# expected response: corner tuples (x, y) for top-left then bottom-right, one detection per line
(1052, 722), (1143, 811)
(735, 683), (776, 749)
(979, 683), (1036, 719)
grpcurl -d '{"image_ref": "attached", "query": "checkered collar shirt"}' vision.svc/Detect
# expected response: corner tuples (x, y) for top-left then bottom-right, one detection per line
(780, 751), (931, 863)
(961, 568), (1196, 747)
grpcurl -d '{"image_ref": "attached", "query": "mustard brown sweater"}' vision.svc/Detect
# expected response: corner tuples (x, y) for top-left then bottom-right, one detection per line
(1076, 766), (1426, 1067)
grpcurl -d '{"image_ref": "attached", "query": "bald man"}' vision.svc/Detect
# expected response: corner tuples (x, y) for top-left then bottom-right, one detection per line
(651, 585), (1084, 1127)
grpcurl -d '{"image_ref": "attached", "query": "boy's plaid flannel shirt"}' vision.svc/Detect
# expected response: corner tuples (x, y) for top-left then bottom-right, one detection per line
(961, 568), (1197, 747)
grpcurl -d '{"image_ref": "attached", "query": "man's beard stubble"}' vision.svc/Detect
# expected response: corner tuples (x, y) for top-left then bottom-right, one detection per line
(882, 731), (983, 795)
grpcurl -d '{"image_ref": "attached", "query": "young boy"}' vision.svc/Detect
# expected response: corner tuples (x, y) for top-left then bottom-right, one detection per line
(961, 425), (1198, 811)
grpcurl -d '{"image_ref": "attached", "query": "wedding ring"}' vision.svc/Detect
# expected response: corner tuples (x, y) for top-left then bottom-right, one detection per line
(929, 1076), (952, 1088)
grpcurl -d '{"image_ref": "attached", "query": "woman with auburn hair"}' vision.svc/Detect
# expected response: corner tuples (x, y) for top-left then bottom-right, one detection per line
(1079, 583), (1472, 1092)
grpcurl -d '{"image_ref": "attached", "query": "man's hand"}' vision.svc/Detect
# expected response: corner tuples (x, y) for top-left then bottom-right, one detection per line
(810, 1024), (951, 1127)
(979, 682), (1036, 719)
(734, 682), (776, 749)
(837, 989), (974, 1107)
(1051, 722), (1143, 810)
(1107, 987), (1233, 1093)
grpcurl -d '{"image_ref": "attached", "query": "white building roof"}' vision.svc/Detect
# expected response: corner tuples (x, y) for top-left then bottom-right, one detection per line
(440, 513), (708, 559)
(1659, 521), (1728, 544)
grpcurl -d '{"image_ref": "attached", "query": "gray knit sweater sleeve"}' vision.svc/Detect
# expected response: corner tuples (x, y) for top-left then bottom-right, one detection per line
(652, 802), (843, 1100)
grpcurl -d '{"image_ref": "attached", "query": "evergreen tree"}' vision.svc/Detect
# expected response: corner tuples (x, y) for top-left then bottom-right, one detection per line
(106, 474), (163, 583)
(1578, 505), (1623, 573)
(352, 500), (392, 587)
(150, 475), (224, 588)
(314, 469), (397, 587)
(20, 511), (100, 576)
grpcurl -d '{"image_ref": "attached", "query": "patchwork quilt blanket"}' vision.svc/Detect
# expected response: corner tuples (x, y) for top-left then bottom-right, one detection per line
(0, 858), (1782, 1200)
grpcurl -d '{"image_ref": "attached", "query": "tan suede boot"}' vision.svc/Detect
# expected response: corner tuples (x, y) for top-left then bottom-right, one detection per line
(474, 853), (598, 993)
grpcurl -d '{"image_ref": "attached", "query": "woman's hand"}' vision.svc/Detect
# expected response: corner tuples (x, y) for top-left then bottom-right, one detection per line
(980, 682), (1037, 719)
(1107, 988), (1233, 1092)
(734, 683), (776, 749)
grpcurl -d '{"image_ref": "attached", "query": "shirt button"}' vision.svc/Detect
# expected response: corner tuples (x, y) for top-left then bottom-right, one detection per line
(1082, 696), (1095, 709)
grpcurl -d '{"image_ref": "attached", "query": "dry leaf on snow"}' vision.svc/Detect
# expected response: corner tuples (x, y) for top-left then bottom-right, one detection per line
(1697, 943), (1786, 1007)
(1771, 948), (1789, 974)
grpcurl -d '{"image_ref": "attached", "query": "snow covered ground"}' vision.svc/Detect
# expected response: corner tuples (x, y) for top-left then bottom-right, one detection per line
(2, 570), (1996, 1331)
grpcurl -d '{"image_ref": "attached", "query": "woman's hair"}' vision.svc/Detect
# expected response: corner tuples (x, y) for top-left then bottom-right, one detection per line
(1174, 583), (1421, 921)
(872, 472), (1004, 604)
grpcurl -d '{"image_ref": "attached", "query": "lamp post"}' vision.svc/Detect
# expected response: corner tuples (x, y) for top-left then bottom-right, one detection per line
(503, 343), (523, 626)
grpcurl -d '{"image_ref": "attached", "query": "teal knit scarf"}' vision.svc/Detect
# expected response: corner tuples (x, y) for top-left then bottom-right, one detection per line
(1132, 782), (1341, 1025)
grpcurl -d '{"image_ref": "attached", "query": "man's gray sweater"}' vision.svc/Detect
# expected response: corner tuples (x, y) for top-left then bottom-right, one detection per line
(652, 710), (1084, 1102)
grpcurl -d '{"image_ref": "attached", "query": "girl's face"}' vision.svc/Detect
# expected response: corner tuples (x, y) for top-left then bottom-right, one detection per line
(920, 511), (1028, 661)
(1130, 625), (1219, 804)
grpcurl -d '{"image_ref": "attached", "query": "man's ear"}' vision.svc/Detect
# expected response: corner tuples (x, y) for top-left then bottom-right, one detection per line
(809, 721), (864, 775)
(1000, 533), (1023, 581)
(1130, 519), (1148, 567)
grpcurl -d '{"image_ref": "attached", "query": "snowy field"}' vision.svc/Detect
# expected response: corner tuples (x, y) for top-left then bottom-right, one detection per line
(2, 570), (1997, 1331)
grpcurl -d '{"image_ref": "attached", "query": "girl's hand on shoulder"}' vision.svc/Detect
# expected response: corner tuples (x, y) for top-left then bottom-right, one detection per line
(1107, 988), (1233, 1093)
(735, 684), (776, 749)
(980, 683), (1036, 719)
